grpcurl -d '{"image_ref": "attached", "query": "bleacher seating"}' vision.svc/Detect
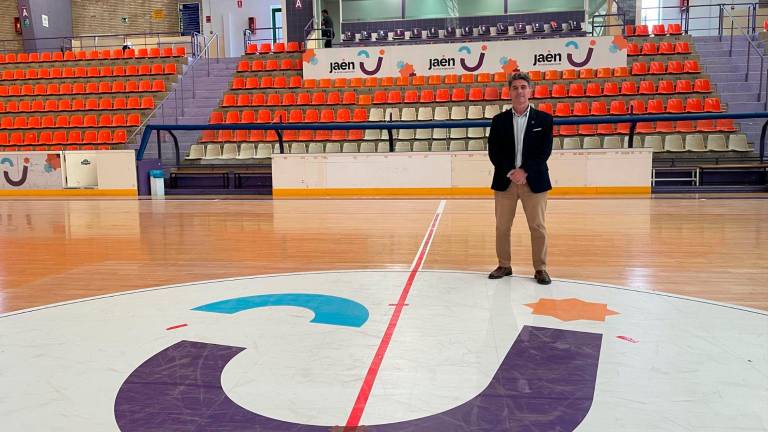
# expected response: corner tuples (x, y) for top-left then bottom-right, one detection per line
(0, 47), (186, 152)
(191, 28), (749, 161)
(338, 20), (585, 45)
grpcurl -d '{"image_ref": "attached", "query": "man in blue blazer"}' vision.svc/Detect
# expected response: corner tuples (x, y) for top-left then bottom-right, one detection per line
(487, 71), (553, 284)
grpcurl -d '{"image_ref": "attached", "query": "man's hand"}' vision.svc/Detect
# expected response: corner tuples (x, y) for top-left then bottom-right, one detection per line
(507, 168), (527, 185)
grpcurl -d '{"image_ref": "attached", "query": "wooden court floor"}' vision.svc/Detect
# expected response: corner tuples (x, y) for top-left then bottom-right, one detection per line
(1, 195), (766, 314)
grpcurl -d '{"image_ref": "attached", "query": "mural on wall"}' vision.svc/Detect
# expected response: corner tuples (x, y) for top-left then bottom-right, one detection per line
(0, 153), (63, 190)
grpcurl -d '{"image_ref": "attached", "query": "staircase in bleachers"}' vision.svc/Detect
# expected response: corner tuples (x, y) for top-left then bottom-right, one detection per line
(188, 41), (304, 161)
(695, 34), (768, 158)
(0, 47), (187, 152)
(146, 57), (241, 165)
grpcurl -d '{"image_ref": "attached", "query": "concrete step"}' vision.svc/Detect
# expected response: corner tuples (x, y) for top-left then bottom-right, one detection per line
(175, 117), (210, 124)
(182, 66), (239, 72)
(694, 35), (755, 44)
(175, 78), (232, 85)
(162, 94), (225, 103)
(697, 51), (767, 62)
(149, 115), (211, 123)
(715, 82), (763, 93)
(180, 66), (239, 73)
(694, 39), (763, 49)
(152, 110), (216, 121)
(150, 55), (240, 162)
(699, 54), (768, 65)
(184, 61), (240, 68)
(172, 86), (232, 94)
(718, 92), (767, 103)
(173, 77), (231, 84)
(183, 72), (239, 79)
(166, 90), (228, 99)
(720, 101), (766, 112)
(708, 71), (764, 82)
(158, 102), (222, 111)
(705, 64), (766, 74)
(188, 59), (243, 67)
(174, 79), (233, 88)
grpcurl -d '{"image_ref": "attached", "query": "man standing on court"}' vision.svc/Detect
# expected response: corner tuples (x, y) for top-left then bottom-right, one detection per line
(487, 71), (553, 285)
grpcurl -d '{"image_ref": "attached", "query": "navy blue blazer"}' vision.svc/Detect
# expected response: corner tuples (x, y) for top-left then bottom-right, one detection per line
(487, 106), (554, 193)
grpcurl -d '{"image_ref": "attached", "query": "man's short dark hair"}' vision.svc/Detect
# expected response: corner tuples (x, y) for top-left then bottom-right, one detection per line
(507, 71), (531, 87)
(322, 9), (328, 14)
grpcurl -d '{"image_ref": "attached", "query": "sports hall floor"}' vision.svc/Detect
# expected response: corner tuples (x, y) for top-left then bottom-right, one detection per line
(1, 195), (766, 431)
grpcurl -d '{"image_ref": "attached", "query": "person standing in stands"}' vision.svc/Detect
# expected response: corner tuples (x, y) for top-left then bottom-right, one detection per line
(487, 71), (553, 285)
(321, 9), (334, 48)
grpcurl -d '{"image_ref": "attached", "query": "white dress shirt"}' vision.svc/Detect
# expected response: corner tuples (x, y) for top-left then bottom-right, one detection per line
(512, 104), (530, 169)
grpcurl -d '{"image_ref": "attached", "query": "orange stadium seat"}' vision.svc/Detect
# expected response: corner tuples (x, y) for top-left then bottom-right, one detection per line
(639, 80), (656, 94)
(551, 84), (567, 98)
(675, 41), (691, 54)
(694, 79), (712, 93)
(585, 82), (602, 97)
(579, 69), (594, 79)
(589, 101), (607, 116)
(676, 80), (693, 93)
(641, 42), (657, 55)
(659, 42), (675, 55)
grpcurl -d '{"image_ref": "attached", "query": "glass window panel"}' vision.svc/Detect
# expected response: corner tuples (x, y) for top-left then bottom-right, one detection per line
(342, 0), (402, 22)
(405, 0), (504, 19)
(507, 0), (583, 13)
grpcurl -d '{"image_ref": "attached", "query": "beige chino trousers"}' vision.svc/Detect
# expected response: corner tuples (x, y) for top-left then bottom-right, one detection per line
(494, 182), (548, 270)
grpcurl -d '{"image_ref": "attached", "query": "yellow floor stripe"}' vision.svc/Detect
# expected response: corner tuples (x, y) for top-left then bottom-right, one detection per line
(0, 189), (138, 197)
(273, 186), (651, 198)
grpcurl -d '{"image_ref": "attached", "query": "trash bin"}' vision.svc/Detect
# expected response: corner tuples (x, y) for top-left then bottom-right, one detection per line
(149, 169), (165, 198)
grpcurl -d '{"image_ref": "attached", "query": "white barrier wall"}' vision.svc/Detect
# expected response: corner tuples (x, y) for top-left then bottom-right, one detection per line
(302, 36), (628, 79)
(272, 149), (653, 197)
(0, 151), (137, 196)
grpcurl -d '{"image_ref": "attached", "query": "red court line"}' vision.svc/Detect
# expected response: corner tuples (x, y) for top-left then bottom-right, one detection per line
(166, 323), (188, 331)
(344, 200), (446, 430)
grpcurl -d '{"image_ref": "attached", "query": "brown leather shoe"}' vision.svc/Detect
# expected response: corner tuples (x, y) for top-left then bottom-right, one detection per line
(534, 270), (551, 285)
(488, 266), (513, 279)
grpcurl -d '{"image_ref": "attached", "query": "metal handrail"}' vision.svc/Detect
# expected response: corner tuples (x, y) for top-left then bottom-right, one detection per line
(304, 18), (315, 40)
(0, 31), (191, 53)
(590, 12), (625, 37)
(719, 5), (768, 107)
(124, 80), (184, 147)
(588, 0), (622, 29)
(242, 26), (285, 51)
(634, 2), (768, 35)
(137, 111), (768, 165)
(179, 32), (220, 117)
(124, 33), (219, 145)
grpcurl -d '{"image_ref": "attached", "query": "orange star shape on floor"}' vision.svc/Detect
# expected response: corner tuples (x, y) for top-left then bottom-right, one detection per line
(525, 298), (619, 322)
